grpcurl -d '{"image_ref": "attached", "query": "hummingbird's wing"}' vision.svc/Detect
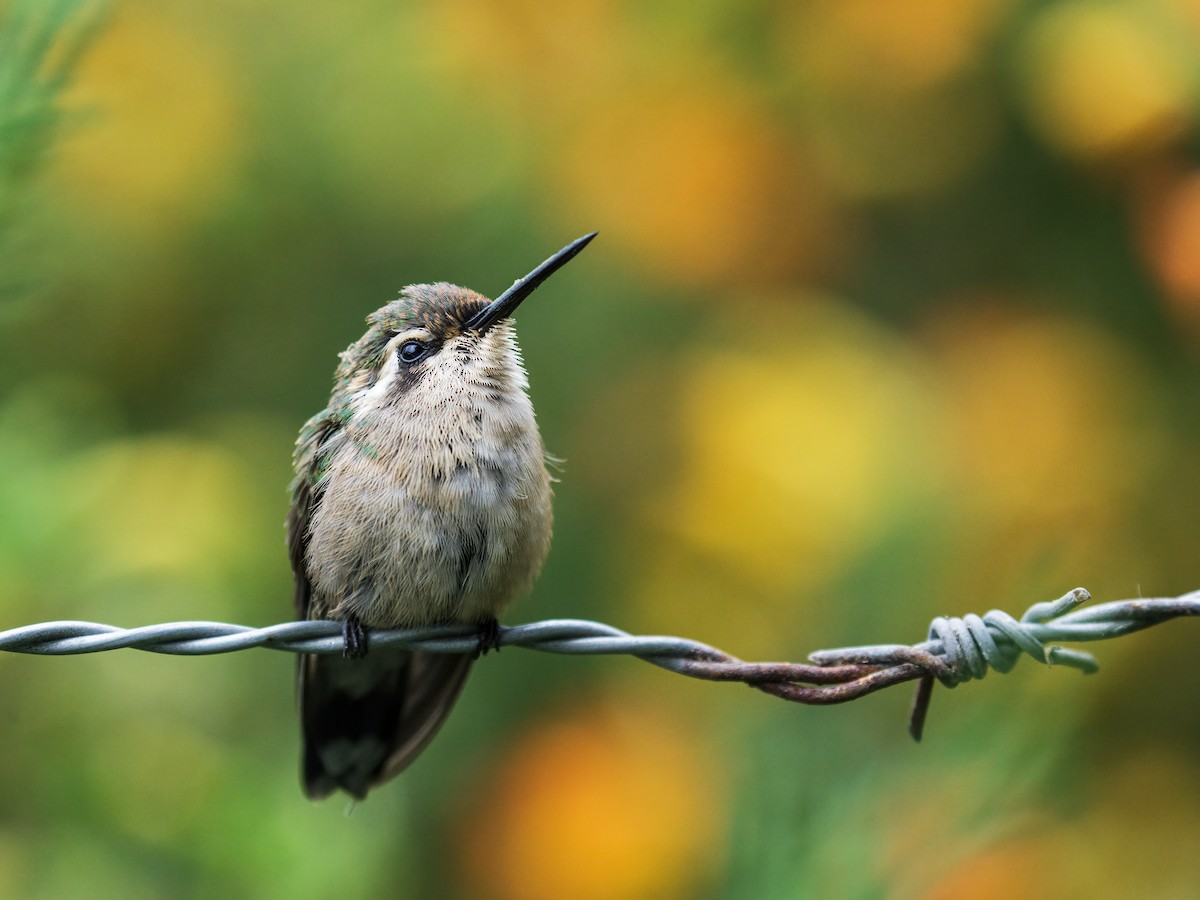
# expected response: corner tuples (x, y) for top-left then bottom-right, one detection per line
(299, 648), (474, 799)
(287, 408), (336, 621)
(287, 407), (476, 799)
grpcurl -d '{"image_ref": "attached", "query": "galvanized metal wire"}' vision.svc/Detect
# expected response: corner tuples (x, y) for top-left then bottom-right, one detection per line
(1, 587), (1196, 738)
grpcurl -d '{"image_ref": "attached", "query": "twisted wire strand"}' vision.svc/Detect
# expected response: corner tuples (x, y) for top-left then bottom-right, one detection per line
(1, 587), (1196, 736)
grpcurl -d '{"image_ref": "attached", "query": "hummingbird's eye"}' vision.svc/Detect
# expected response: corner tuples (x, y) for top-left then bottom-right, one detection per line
(397, 340), (431, 364)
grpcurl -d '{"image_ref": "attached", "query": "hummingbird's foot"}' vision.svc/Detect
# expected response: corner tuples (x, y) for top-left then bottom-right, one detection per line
(473, 616), (503, 659)
(342, 615), (369, 660)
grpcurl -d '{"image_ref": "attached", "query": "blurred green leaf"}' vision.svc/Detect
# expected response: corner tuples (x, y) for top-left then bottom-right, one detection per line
(0, 0), (98, 304)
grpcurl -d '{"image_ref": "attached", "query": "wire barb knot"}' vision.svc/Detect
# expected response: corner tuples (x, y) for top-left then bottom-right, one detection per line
(927, 588), (1100, 687)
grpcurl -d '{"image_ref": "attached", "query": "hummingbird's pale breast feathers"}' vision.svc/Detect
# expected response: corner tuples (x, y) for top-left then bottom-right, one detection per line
(301, 284), (553, 628)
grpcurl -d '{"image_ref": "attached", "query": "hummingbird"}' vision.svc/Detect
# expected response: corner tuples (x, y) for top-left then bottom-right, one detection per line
(287, 232), (596, 800)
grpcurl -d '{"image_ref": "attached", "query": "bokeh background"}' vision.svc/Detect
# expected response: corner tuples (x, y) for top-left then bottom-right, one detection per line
(2, 0), (1199, 896)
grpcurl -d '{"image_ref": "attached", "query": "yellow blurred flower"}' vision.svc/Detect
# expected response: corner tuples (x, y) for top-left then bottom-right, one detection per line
(648, 298), (930, 586)
(51, 3), (242, 231)
(458, 700), (725, 900)
(1016, 3), (1195, 159)
(787, 0), (1013, 94)
(623, 297), (933, 648)
(63, 435), (256, 583)
(926, 306), (1154, 526)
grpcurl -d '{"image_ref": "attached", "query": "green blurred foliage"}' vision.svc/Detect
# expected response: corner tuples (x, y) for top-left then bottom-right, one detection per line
(1, 0), (1199, 897)
(0, 0), (94, 304)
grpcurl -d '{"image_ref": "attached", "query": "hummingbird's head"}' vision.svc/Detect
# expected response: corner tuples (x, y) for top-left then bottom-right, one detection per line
(332, 233), (596, 417)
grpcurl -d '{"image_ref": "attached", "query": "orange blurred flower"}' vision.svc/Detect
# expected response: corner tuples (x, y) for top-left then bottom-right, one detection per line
(927, 748), (1200, 898)
(557, 86), (841, 290)
(457, 700), (725, 900)
(1138, 168), (1200, 333)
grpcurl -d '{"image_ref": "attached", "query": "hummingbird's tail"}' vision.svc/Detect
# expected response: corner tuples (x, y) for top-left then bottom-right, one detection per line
(298, 649), (474, 800)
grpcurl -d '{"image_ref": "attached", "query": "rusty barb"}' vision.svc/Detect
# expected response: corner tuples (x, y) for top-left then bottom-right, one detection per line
(0, 587), (1196, 740)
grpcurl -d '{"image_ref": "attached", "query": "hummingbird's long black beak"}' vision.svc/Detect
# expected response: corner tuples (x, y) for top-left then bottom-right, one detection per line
(465, 231), (598, 334)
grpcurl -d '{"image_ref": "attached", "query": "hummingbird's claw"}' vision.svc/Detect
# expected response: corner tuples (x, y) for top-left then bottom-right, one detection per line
(473, 616), (503, 658)
(342, 615), (369, 659)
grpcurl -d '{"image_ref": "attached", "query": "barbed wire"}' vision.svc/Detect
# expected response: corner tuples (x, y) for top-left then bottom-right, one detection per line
(1, 587), (1196, 738)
